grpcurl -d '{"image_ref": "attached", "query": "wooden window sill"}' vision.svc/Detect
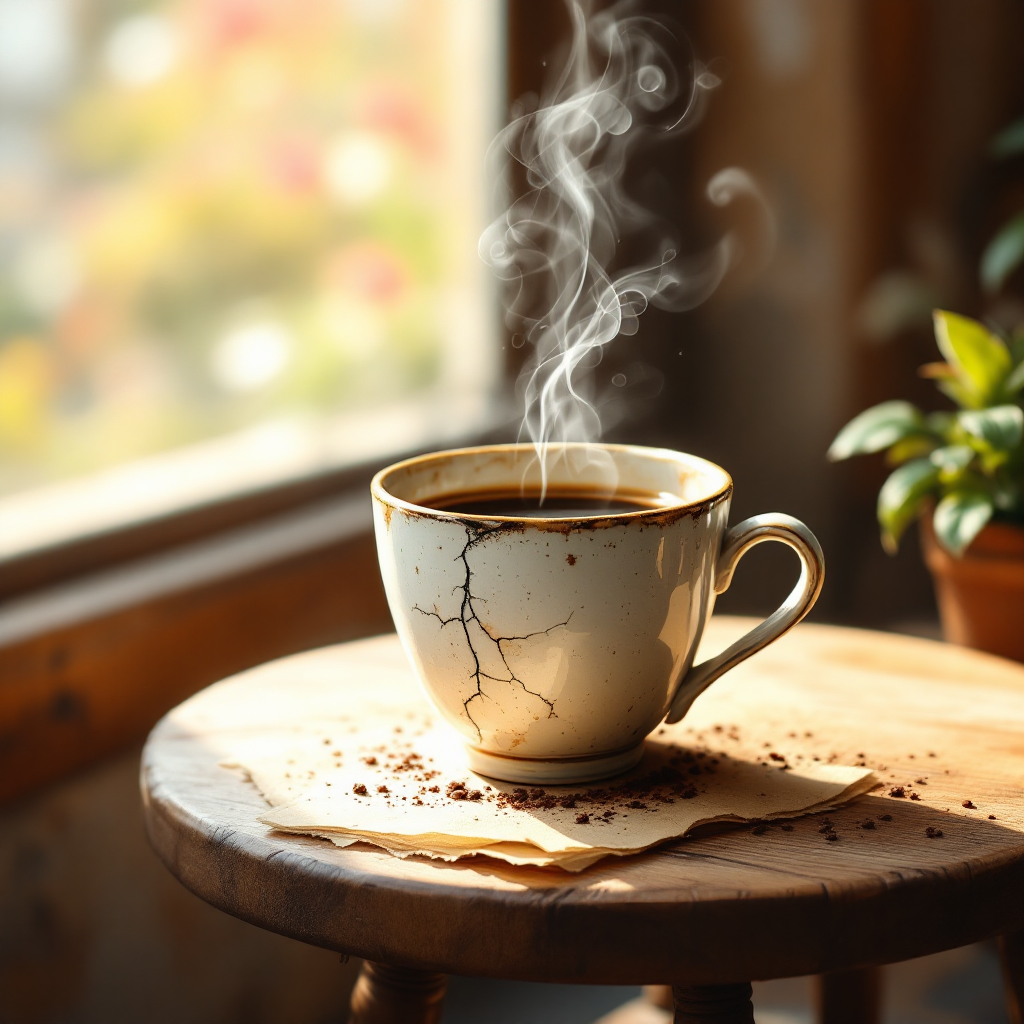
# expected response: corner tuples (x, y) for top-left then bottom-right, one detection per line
(0, 487), (395, 805)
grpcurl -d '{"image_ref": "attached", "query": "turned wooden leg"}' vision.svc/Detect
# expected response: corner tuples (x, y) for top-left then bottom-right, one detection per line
(348, 960), (448, 1024)
(644, 985), (674, 1010)
(815, 967), (881, 1024)
(1001, 929), (1024, 1024)
(672, 983), (754, 1023)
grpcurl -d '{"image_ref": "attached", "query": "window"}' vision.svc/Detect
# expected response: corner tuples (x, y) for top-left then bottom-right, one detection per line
(0, 0), (501, 549)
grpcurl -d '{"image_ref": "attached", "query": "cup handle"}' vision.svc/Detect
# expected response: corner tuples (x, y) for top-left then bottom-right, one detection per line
(664, 513), (825, 724)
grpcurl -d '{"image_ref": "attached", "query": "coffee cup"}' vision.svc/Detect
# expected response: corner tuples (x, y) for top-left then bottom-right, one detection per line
(371, 443), (823, 784)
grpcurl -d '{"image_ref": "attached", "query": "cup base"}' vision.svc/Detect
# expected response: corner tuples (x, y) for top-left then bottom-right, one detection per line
(464, 743), (644, 785)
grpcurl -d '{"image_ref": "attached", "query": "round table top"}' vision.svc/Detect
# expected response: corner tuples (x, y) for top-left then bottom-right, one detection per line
(141, 617), (1024, 986)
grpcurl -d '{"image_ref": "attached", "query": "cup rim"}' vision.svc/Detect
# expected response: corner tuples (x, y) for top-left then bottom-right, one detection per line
(371, 442), (733, 525)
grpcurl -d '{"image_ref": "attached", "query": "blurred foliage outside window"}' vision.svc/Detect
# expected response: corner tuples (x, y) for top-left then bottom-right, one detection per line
(0, 0), (499, 499)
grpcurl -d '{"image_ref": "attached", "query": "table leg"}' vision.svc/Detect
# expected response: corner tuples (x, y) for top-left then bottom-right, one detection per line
(671, 983), (754, 1023)
(1001, 929), (1024, 1024)
(815, 967), (881, 1024)
(643, 985), (674, 1010)
(348, 960), (448, 1024)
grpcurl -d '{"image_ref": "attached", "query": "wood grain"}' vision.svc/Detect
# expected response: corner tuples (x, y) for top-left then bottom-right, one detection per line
(141, 618), (1024, 985)
(0, 519), (391, 804)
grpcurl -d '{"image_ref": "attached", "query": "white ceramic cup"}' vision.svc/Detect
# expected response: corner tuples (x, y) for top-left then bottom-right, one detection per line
(371, 443), (824, 784)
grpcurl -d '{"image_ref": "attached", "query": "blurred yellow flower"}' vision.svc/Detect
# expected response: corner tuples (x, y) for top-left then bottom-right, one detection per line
(0, 339), (53, 448)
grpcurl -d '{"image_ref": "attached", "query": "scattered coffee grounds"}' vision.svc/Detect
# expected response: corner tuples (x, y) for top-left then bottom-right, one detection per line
(860, 820), (876, 830)
(445, 780), (484, 802)
(989, 814), (997, 820)
(298, 728), (872, 853)
(925, 826), (943, 839)
(878, 814), (893, 822)
(915, 779), (928, 785)
(962, 800), (976, 809)
(486, 759), (702, 816)
(889, 786), (906, 798)
(909, 793), (921, 801)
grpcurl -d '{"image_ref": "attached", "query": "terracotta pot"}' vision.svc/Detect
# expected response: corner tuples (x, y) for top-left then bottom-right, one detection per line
(921, 514), (1024, 663)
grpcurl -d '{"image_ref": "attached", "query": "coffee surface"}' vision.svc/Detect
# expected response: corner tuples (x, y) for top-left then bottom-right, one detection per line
(434, 494), (660, 519)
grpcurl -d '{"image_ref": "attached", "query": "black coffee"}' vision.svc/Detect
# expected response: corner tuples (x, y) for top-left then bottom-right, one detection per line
(435, 494), (659, 519)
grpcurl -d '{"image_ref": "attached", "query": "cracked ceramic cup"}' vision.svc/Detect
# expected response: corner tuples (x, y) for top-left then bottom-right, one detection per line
(371, 443), (824, 784)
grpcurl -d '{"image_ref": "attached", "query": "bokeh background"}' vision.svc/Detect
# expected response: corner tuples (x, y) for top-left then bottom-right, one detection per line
(0, 0), (497, 498)
(2, 1), (1024, 1022)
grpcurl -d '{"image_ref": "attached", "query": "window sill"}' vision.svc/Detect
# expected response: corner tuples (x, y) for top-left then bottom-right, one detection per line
(0, 390), (511, 599)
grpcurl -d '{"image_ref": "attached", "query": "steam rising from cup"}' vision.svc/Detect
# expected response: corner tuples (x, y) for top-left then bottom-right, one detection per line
(480, 0), (765, 496)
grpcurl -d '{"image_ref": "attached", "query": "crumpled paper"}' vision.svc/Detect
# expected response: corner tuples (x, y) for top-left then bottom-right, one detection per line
(216, 638), (876, 872)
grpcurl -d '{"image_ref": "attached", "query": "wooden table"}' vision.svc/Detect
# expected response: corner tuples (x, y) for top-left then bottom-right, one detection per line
(141, 618), (1024, 1024)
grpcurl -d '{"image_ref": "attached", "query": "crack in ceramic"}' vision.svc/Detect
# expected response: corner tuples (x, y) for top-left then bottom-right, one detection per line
(413, 523), (571, 740)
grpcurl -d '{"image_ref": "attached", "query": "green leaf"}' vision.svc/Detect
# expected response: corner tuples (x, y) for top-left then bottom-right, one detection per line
(991, 117), (1024, 158)
(932, 492), (994, 556)
(886, 435), (939, 464)
(877, 458), (940, 552)
(925, 411), (956, 438)
(929, 444), (975, 476)
(958, 405), (1024, 451)
(919, 361), (977, 410)
(933, 376), (978, 410)
(933, 310), (1012, 406)
(981, 212), (1024, 293)
(827, 401), (926, 461)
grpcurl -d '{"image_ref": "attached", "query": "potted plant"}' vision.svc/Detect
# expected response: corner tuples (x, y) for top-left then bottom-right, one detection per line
(828, 309), (1024, 661)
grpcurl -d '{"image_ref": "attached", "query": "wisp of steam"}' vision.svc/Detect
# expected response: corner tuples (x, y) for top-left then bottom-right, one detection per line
(480, 0), (763, 496)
